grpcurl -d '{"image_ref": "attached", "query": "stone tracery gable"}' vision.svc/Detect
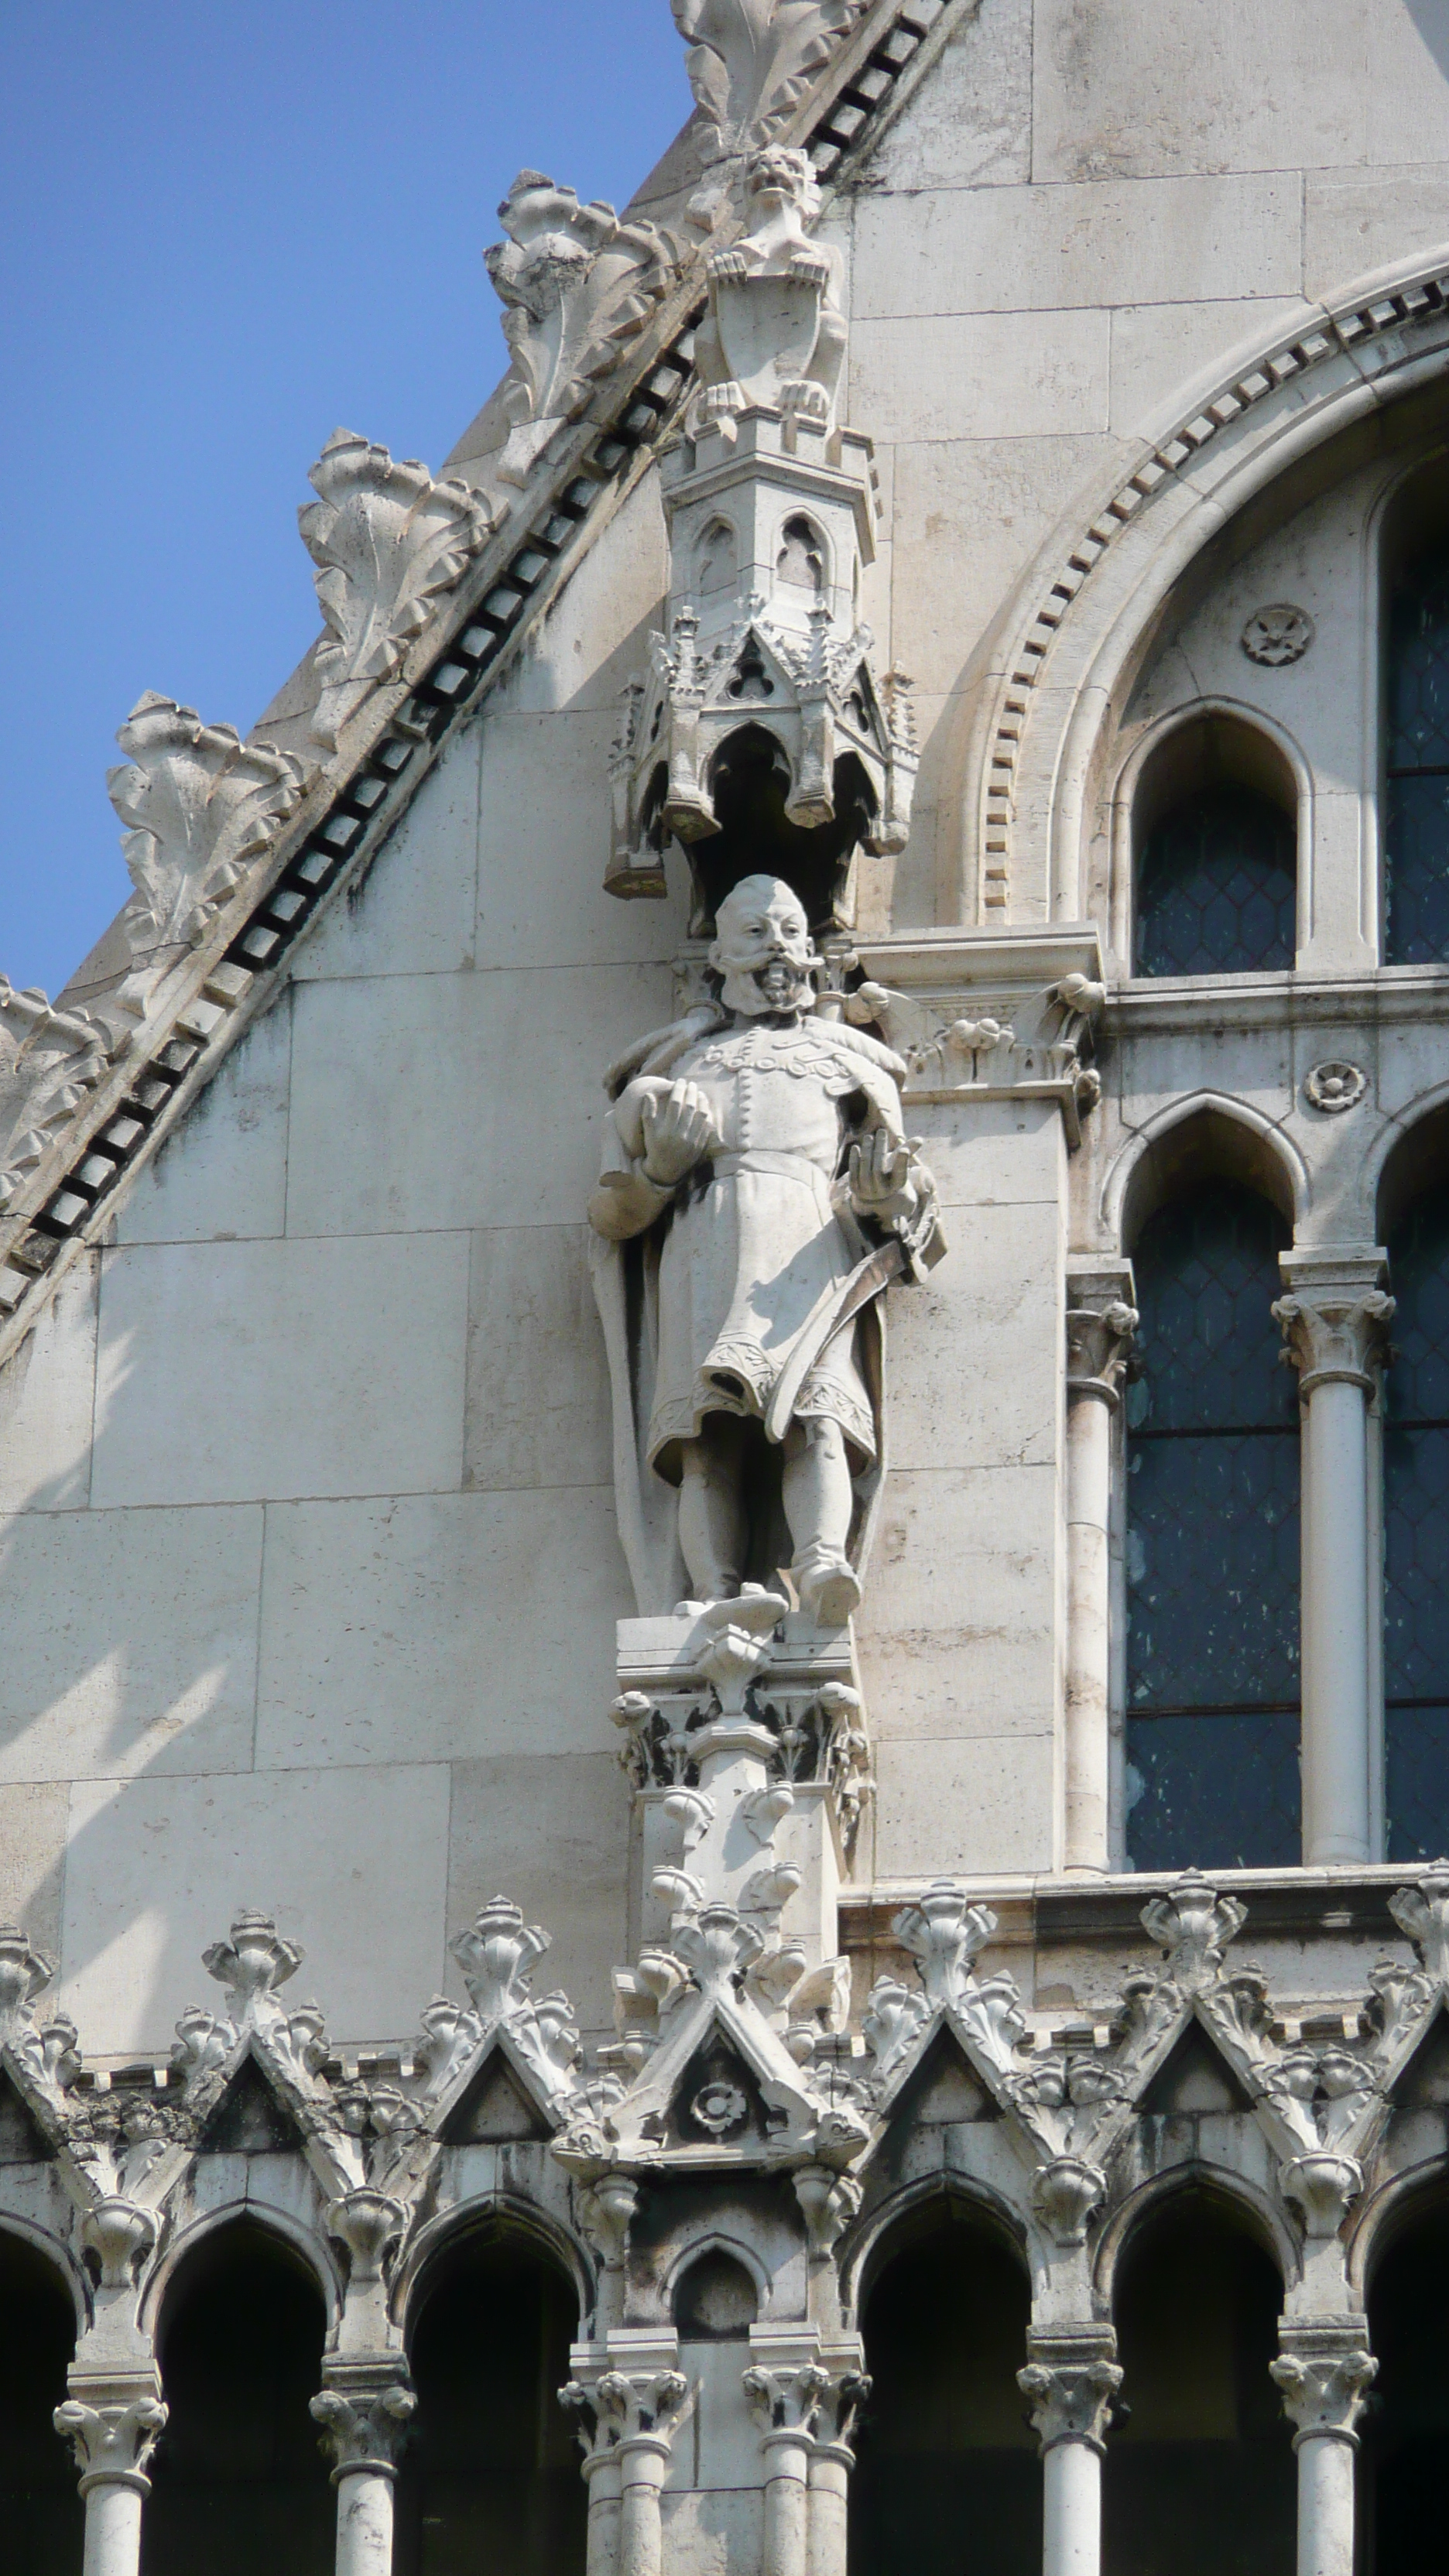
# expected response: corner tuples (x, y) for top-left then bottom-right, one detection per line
(960, 249), (1449, 923)
(7, 1863), (1449, 2390)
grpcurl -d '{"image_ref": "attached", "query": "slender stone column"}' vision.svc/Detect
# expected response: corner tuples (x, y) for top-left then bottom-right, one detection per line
(591, 2360), (689, 2576)
(1274, 1255), (1393, 1865)
(1064, 1266), (1138, 1875)
(745, 2359), (829, 2576)
(54, 2389), (167, 2576)
(1271, 2331), (1377, 2576)
(804, 2358), (869, 2576)
(560, 2369), (630, 2576)
(311, 2367), (416, 2576)
(1018, 2335), (1122, 2576)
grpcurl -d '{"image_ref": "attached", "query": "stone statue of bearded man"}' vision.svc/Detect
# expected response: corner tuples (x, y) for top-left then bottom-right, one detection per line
(589, 875), (942, 1626)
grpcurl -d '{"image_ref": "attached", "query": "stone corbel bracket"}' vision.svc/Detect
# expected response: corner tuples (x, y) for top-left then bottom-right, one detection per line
(847, 926), (1105, 1148)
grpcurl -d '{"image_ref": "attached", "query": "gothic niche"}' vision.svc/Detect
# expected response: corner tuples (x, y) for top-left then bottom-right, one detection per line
(605, 147), (916, 931)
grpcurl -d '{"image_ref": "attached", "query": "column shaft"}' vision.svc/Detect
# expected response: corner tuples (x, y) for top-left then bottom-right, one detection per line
(1300, 1375), (1372, 1862)
(806, 2445), (851, 2576)
(1064, 1386), (1114, 1873)
(334, 2465), (396, 2576)
(1063, 1276), (1136, 1877)
(760, 2430), (812, 2576)
(1275, 1266), (1392, 1868)
(584, 2454), (624, 2576)
(80, 2478), (145, 2576)
(1295, 2435), (1357, 2576)
(618, 2439), (670, 2576)
(1042, 2437), (1102, 2576)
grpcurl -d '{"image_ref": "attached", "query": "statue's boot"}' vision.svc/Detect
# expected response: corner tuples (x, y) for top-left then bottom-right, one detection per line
(793, 1543), (860, 1629)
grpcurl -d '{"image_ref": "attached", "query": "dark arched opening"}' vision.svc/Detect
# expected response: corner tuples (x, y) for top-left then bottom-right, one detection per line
(142, 2221), (332, 2575)
(687, 724), (875, 933)
(1133, 717), (1297, 977)
(1105, 2191), (1292, 2576)
(0, 2230), (81, 2574)
(1362, 2189), (1449, 2574)
(851, 2202), (1036, 2576)
(1381, 1116), (1449, 1856)
(394, 2227), (584, 2576)
(1125, 1154), (1300, 1866)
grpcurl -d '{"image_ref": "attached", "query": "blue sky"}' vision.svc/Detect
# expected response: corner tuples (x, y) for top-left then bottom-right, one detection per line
(0, 3), (690, 996)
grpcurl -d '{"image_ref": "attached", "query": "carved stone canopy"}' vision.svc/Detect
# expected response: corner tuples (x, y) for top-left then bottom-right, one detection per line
(606, 149), (913, 927)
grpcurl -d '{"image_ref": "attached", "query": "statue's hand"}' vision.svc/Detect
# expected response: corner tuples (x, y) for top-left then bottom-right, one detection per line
(708, 247), (752, 280)
(788, 246), (830, 283)
(641, 1081), (720, 1186)
(848, 1126), (920, 1225)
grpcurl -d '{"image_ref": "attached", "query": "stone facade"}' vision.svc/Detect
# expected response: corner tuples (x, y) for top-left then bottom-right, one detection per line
(8, 2), (1449, 2572)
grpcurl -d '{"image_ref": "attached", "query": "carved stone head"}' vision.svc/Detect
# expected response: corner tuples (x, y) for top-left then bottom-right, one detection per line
(710, 872), (817, 1016)
(745, 146), (820, 224)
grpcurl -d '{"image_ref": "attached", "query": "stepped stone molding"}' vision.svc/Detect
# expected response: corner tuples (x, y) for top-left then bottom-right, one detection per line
(0, 0), (943, 1372)
(300, 430), (498, 751)
(964, 250), (1449, 918)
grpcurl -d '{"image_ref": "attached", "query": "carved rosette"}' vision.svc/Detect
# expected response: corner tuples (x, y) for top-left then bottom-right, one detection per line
(300, 430), (496, 750)
(1273, 1288), (1395, 1396)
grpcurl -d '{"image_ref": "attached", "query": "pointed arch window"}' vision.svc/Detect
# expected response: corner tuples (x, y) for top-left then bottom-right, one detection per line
(1385, 537), (1449, 962)
(1125, 1175), (1300, 1866)
(1132, 716), (1297, 978)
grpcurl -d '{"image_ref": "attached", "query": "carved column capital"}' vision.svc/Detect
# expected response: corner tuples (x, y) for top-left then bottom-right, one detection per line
(310, 2369), (416, 2483)
(1065, 1262), (1139, 1407)
(744, 2361), (830, 2437)
(593, 2365), (691, 2458)
(54, 2393), (167, 2496)
(1017, 2344), (1122, 2455)
(1273, 1253), (1392, 1397)
(1272, 2331), (1377, 2448)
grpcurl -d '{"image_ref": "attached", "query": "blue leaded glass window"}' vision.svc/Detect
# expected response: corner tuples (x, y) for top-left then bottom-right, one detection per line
(1386, 543), (1449, 963)
(1136, 786), (1296, 977)
(1384, 1191), (1449, 1855)
(1125, 1180), (1301, 1867)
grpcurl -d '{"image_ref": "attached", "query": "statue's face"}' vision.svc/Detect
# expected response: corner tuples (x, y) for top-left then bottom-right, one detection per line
(711, 878), (815, 1016)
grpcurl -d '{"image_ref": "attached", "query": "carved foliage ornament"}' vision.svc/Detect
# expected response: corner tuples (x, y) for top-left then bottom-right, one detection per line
(671, 0), (872, 170)
(0, 979), (110, 1216)
(485, 173), (681, 441)
(108, 694), (306, 954)
(300, 430), (497, 752)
